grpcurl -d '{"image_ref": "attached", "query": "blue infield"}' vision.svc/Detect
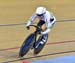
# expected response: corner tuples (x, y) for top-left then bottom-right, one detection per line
(32, 55), (75, 63)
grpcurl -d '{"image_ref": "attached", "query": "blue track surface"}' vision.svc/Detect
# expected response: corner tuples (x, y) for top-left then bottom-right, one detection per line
(32, 55), (75, 63)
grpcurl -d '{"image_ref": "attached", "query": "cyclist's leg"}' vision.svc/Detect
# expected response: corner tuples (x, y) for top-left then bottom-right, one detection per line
(37, 20), (48, 44)
(39, 34), (48, 44)
(33, 20), (45, 48)
(37, 20), (45, 28)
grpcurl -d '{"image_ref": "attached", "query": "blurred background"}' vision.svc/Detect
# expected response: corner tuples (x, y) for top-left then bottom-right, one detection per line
(0, 0), (75, 63)
(0, 0), (75, 24)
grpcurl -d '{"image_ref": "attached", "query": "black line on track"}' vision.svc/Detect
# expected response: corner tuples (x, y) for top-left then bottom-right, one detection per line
(1, 50), (75, 63)
(0, 19), (75, 26)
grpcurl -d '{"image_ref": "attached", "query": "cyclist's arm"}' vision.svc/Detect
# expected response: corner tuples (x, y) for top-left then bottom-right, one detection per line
(26, 13), (37, 26)
(42, 15), (56, 35)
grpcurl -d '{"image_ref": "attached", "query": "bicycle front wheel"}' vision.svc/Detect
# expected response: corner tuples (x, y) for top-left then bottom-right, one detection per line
(19, 33), (35, 57)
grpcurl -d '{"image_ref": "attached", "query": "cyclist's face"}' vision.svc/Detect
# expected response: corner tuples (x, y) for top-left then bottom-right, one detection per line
(37, 16), (42, 19)
(37, 14), (43, 19)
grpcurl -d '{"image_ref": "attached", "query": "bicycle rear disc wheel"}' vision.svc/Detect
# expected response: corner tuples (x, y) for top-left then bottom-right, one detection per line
(34, 34), (48, 54)
(34, 42), (46, 54)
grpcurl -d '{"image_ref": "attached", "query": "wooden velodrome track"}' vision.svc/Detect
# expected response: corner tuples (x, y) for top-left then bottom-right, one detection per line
(0, 0), (75, 63)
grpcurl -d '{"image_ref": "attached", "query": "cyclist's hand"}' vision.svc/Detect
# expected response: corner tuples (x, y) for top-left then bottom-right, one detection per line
(26, 26), (30, 30)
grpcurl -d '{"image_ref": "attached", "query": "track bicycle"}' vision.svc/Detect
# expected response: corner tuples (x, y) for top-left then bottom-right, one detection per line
(19, 25), (48, 57)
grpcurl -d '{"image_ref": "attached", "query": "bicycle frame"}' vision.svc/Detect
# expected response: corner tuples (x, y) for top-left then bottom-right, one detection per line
(30, 25), (42, 44)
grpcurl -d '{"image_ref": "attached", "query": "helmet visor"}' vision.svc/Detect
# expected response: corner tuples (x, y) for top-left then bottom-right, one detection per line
(36, 14), (44, 16)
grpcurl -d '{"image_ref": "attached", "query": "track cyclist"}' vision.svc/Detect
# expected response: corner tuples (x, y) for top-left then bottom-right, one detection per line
(26, 6), (56, 46)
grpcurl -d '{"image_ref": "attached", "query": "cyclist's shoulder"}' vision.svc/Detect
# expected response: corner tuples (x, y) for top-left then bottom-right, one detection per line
(46, 11), (54, 15)
(44, 11), (52, 17)
(45, 11), (50, 14)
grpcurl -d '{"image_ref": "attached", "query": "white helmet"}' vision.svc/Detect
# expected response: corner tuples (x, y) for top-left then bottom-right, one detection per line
(36, 7), (46, 16)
